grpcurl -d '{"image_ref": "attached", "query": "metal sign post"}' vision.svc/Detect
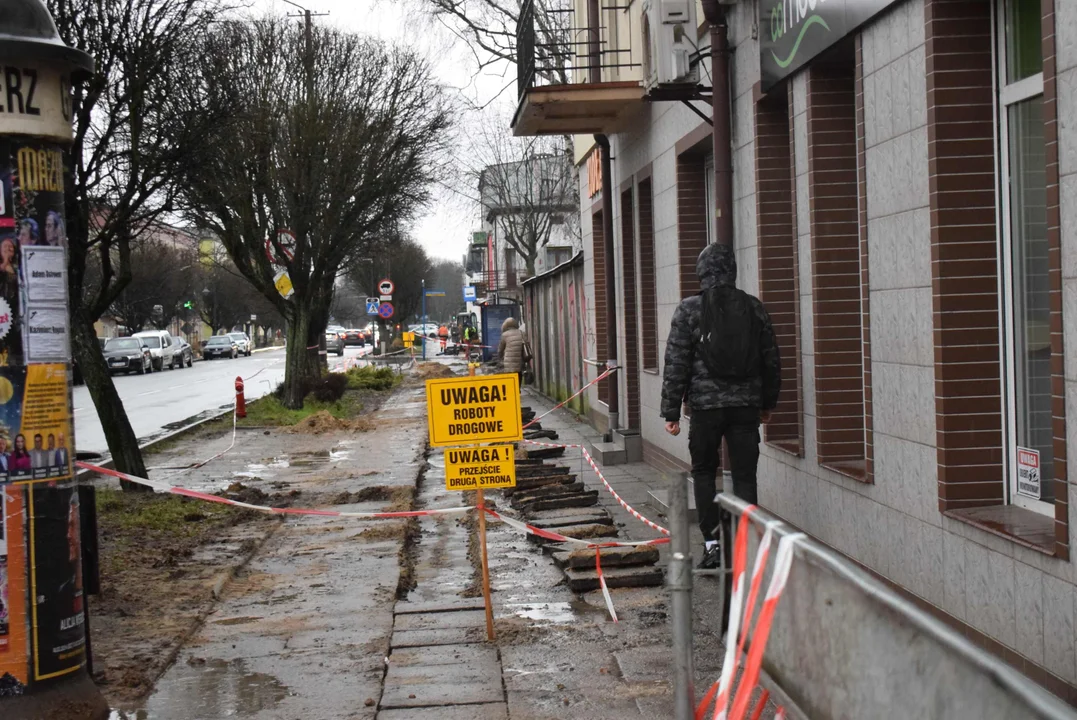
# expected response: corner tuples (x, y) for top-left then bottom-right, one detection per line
(0, 2), (108, 717)
(669, 473), (695, 720)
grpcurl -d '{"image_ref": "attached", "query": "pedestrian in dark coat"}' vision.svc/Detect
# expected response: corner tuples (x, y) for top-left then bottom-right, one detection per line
(660, 243), (782, 569)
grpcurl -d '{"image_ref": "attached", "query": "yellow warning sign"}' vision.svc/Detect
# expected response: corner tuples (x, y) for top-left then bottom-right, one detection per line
(444, 445), (516, 491)
(273, 269), (294, 299)
(426, 373), (522, 447)
(403, 331), (415, 348)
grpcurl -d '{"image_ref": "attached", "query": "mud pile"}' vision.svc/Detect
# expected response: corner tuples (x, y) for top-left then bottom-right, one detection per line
(285, 411), (376, 435)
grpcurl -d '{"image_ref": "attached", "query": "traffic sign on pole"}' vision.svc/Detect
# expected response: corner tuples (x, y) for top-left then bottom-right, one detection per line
(378, 278), (395, 295)
(265, 229), (296, 267)
(378, 302), (394, 319)
(366, 298), (380, 315)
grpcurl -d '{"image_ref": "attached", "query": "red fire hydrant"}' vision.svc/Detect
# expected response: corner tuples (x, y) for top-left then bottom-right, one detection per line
(235, 376), (246, 419)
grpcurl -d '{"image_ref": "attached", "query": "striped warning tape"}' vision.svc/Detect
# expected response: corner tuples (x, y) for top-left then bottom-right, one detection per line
(520, 438), (670, 538)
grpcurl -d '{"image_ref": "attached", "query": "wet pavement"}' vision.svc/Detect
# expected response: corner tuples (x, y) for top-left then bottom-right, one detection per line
(97, 361), (782, 718)
(108, 383), (431, 719)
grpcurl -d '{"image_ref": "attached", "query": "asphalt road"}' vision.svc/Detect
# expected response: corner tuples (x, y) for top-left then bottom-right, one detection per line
(73, 345), (372, 455)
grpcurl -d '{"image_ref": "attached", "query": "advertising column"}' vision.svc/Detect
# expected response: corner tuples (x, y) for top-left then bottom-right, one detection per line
(0, 1), (106, 718)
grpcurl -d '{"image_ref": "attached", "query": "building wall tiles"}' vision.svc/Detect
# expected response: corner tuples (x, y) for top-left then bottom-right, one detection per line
(1015, 561), (1046, 666)
(568, 0), (1077, 696)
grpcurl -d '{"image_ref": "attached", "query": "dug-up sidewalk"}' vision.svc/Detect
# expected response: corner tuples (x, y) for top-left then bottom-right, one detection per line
(379, 376), (770, 719)
(107, 383), (433, 720)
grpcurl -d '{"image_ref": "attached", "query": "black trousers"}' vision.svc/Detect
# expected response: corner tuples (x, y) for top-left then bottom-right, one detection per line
(688, 407), (761, 542)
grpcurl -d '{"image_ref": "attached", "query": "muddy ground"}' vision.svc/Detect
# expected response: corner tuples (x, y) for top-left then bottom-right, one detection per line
(88, 384), (399, 709)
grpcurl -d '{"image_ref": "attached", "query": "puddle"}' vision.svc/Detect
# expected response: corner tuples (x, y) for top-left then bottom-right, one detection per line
(506, 600), (607, 624)
(109, 658), (289, 719)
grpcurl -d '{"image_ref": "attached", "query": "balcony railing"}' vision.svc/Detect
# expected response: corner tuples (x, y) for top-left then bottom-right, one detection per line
(517, 0), (640, 99)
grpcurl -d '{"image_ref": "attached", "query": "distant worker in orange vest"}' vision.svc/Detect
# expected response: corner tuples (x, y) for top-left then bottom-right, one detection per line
(438, 324), (449, 353)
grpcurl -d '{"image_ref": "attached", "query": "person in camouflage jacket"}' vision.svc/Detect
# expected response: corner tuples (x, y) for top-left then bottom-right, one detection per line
(661, 243), (781, 568)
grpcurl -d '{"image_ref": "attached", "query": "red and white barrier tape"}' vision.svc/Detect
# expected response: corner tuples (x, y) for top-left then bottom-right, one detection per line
(521, 438), (669, 538)
(521, 367), (617, 430)
(579, 444), (669, 536)
(481, 507), (667, 549)
(76, 462), (474, 519)
(695, 505), (800, 720)
(596, 549), (618, 623)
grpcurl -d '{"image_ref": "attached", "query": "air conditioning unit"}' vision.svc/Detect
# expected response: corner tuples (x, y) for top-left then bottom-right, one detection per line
(641, 0), (700, 91)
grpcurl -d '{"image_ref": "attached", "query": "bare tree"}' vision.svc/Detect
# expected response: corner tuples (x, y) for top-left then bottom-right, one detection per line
(106, 241), (198, 332)
(181, 17), (452, 408)
(475, 126), (577, 277)
(50, 0), (234, 482)
(409, 0), (574, 90)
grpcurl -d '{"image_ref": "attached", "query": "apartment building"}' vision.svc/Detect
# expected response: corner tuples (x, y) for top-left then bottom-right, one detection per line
(515, 0), (1077, 703)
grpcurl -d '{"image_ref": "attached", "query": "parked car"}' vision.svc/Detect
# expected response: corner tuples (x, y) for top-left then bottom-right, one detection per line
(227, 332), (253, 356)
(343, 328), (365, 346)
(173, 338), (194, 367)
(203, 335), (237, 359)
(132, 330), (180, 371)
(325, 331), (344, 356)
(102, 337), (153, 375)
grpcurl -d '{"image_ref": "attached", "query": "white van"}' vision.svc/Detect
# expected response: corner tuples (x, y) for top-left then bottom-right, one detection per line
(132, 330), (182, 372)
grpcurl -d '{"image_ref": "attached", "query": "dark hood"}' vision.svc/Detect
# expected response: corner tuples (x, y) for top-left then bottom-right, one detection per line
(696, 243), (737, 291)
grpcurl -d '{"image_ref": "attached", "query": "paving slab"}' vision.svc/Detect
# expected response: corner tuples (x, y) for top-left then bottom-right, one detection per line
(388, 643), (496, 668)
(552, 545), (660, 570)
(390, 627), (485, 648)
(563, 565), (665, 592)
(522, 492), (599, 512)
(378, 703), (507, 719)
(381, 680), (504, 708)
(394, 598), (486, 615)
(393, 609), (487, 631)
(527, 522), (619, 543)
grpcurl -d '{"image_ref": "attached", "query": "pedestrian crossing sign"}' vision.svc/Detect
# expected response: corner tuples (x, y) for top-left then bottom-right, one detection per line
(366, 298), (380, 315)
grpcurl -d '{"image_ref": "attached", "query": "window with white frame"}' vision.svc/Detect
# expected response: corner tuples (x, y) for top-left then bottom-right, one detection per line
(997, 0), (1051, 511)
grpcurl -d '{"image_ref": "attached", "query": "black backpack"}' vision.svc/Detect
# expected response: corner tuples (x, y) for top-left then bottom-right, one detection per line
(698, 287), (760, 379)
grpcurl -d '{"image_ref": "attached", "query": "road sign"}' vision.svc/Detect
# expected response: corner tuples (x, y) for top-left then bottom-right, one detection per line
(425, 373), (522, 447)
(402, 331), (415, 348)
(378, 302), (394, 319)
(378, 278), (395, 295)
(366, 297), (380, 315)
(273, 269), (294, 299)
(463, 286), (476, 302)
(444, 445), (516, 491)
(265, 229), (296, 266)
(250, 314), (257, 321)
(379, 294), (392, 301)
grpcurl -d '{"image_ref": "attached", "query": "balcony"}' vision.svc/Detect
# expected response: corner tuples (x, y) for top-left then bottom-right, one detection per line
(512, 0), (646, 136)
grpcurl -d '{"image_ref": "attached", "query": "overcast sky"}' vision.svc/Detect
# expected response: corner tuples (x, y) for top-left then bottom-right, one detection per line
(251, 0), (517, 263)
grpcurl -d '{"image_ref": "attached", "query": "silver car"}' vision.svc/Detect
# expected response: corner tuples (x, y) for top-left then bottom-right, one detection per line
(228, 332), (252, 356)
(325, 331), (344, 356)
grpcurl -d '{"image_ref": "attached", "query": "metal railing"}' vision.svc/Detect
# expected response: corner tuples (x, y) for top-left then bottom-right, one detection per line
(690, 492), (1077, 719)
(516, 0), (639, 99)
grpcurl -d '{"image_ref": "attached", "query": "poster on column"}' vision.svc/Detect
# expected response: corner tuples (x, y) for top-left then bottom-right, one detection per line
(0, 486), (29, 695)
(0, 137), (69, 367)
(0, 365), (73, 484)
(29, 483), (84, 681)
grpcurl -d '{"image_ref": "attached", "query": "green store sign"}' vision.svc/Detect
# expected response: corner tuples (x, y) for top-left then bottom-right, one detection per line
(760, 0), (901, 89)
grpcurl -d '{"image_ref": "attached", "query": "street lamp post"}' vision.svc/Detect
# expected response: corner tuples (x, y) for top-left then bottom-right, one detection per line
(0, 2), (108, 718)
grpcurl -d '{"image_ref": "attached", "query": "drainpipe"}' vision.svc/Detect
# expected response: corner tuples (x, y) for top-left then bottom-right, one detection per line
(595, 134), (619, 433)
(702, 0), (733, 247)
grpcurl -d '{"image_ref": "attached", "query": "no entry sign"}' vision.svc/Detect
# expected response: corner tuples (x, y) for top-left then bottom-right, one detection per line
(425, 373), (522, 447)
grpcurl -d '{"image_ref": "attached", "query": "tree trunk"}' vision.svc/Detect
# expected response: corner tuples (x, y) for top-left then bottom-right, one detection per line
(72, 309), (150, 491)
(282, 306), (319, 409)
